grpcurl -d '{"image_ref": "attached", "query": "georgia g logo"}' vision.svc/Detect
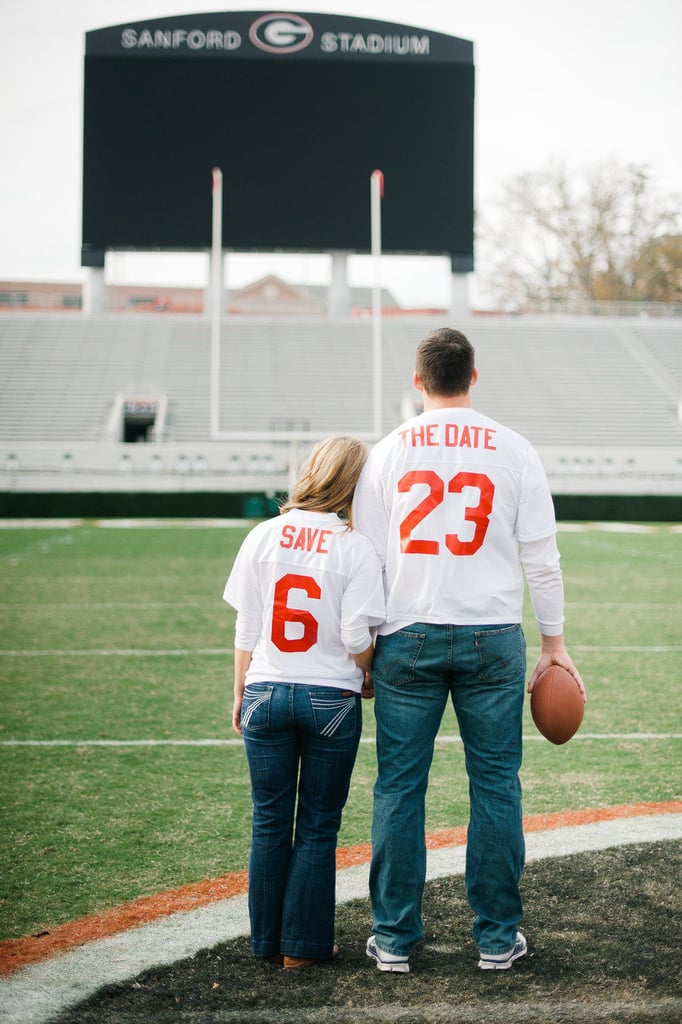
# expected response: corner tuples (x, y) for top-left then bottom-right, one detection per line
(249, 13), (314, 54)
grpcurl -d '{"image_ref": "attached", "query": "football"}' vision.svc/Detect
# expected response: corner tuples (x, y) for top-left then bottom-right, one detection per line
(530, 664), (584, 744)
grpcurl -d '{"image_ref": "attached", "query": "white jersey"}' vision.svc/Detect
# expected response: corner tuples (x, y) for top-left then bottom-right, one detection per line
(223, 509), (386, 692)
(353, 407), (563, 635)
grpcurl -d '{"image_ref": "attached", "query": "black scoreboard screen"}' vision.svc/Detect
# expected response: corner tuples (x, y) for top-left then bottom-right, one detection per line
(82, 12), (474, 267)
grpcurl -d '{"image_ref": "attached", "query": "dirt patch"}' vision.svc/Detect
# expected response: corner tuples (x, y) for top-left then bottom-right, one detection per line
(51, 840), (681, 1024)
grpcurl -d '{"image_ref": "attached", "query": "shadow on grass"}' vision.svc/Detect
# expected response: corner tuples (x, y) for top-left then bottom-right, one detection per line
(53, 841), (681, 1024)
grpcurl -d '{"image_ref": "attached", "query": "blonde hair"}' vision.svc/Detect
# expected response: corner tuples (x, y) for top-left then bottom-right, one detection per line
(280, 435), (369, 529)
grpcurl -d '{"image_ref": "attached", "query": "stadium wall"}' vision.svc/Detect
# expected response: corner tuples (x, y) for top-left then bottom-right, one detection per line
(0, 488), (680, 523)
(1, 441), (680, 521)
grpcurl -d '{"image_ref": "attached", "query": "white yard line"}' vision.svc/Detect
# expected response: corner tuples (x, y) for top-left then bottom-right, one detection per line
(0, 519), (250, 529)
(0, 648), (230, 657)
(1, 645), (680, 658)
(1, 812), (680, 1024)
(0, 519), (678, 532)
(1, 733), (680, 748)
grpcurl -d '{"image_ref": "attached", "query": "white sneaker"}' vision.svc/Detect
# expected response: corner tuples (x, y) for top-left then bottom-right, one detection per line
(366, 935), (410, 973)
(478, 932), (527, 971)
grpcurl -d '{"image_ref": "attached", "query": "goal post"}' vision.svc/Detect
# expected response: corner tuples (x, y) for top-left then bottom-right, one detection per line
(209, 167), (223, 440)
(208, 169), (386, 444)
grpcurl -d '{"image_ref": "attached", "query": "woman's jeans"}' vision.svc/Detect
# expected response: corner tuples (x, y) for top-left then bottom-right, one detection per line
(241, 682), (362, 959)
(370, 622), (526, 957)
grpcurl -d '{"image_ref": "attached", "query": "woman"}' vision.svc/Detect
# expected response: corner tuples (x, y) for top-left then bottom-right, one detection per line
(223, 435), (385, 970)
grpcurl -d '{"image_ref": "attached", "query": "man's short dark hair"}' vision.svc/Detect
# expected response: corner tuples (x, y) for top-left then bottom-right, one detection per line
(415, 328), (475, 396)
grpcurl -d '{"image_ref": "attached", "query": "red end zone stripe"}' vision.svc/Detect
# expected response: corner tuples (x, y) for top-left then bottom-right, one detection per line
(1, 802), (679, 976)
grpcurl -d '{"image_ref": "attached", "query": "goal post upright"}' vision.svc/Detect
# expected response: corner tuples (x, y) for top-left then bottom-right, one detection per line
(209, 167), (223, 439)
(371, 169), (384, 439)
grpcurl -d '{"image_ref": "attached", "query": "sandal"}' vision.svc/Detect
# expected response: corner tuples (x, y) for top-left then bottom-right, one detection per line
(282, 944), (340, 970)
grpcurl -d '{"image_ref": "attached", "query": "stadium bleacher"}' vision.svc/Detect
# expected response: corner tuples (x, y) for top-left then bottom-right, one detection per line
(1, 312), (681, 513)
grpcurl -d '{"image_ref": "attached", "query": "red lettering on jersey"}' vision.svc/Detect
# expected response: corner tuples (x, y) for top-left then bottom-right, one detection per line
(280, 524), (296, 548)
(444, 423), (459, 446)
(282, 526), (333, 553)
(398, 424), (440, 447)
(444, 423), (497, 450)
(401, 422), (497, 451)
(317, 529), (332, 552)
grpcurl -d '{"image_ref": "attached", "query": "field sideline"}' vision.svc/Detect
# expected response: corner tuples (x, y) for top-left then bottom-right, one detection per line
(0, 519), (680, 1020)
(1, 805), (681, 1024)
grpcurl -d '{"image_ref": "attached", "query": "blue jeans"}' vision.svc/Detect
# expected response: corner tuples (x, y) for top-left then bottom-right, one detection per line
(241, 682), (362, 959)
(370, 623), (526, 957)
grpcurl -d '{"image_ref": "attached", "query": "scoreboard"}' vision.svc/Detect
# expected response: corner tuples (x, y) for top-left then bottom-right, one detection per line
(82, 11), (474, 268)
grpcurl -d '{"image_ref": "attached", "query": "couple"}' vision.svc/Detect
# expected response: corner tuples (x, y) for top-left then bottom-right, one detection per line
(223, 327), (585, 974)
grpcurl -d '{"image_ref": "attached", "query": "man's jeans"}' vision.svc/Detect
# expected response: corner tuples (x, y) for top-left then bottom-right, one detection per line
(241, 682), (362, 959)
(370, 622), (526, 957)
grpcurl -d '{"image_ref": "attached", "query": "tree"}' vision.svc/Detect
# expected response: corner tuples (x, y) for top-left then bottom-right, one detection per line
(631, 234), (682, 302)
(477, 162), (681, 308)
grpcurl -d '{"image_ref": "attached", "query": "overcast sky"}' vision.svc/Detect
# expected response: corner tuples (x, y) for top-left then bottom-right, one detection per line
(0, 0), (680, 307)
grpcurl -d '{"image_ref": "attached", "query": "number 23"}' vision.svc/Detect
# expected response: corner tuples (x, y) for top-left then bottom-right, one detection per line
(399, 470), (495, 556)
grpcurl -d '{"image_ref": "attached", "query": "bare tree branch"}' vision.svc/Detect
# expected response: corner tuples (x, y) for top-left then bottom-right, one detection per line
(476, 161), (681, 307)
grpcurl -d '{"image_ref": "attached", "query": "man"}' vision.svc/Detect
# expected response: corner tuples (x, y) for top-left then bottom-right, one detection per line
(354, 327), (584, 974)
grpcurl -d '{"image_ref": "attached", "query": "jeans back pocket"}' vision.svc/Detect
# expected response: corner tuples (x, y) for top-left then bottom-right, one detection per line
(308, 689), (359, 740)
(241, 684), (274, 732)
(373, 629), (426, 686)
(474, 624), (526, 684)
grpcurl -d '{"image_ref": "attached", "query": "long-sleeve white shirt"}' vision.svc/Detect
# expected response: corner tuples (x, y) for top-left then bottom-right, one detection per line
(353, 407), (564, 636)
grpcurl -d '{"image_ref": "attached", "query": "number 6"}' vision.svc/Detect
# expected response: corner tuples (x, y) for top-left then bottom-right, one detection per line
(271, 573), (321, 652)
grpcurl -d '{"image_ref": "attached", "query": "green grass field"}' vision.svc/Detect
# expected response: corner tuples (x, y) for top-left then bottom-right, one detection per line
(1, 521), (680, 942)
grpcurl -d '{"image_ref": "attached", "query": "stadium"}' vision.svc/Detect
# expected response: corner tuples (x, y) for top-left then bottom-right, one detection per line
(2, 9), (468, 520)
(1, 9), (680, 519)
(1, 8), (681, 1024)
